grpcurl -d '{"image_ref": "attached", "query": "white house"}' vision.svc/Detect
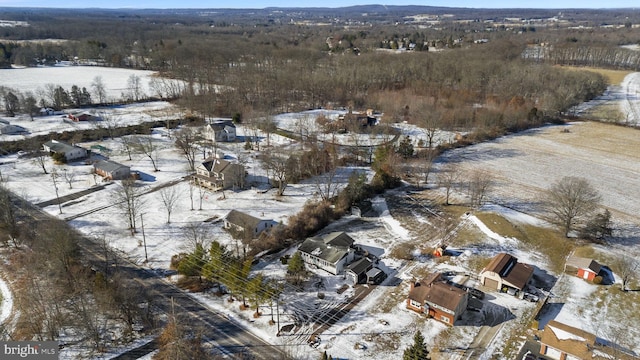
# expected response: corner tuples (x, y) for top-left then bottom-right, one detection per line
(203, 120), (236, 143)
(297, 232), (357, 275)
(42, 140), (88, 162)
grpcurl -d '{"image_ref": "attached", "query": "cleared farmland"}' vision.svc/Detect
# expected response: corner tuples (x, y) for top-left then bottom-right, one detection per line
(440, 121), (640, 247)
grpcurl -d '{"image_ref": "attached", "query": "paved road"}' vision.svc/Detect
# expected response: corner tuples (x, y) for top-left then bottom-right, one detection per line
(11, 192), (287, 360)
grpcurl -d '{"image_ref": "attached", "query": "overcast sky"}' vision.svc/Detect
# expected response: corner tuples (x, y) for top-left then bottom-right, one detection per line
(0, 0), (638, 9)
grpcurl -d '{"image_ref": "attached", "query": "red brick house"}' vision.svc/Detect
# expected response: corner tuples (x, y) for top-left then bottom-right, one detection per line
(406, 273), (468, 326)
(565, 256), (601, 282)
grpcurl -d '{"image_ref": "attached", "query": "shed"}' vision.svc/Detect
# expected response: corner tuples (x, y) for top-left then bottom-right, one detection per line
(565, 256), (602, 281)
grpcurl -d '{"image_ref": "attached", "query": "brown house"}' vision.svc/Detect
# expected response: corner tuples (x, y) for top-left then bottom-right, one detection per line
(406, 273), (468, 326)
(541, 320), (639, 360)
(479, 253), (534, 293)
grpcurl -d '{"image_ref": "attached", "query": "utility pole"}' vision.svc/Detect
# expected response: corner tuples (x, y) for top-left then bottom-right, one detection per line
(140, 213), (148, 263)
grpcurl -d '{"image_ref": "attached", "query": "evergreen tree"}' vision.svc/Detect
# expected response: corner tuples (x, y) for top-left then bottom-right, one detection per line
(287, 252), (306, 285)
(403, 330), (430, 360)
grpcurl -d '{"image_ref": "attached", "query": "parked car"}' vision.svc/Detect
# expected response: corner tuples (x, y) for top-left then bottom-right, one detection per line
(468, 288), (485, 300)
(522, 351), (536, 360)
(524, 293), (539, 302)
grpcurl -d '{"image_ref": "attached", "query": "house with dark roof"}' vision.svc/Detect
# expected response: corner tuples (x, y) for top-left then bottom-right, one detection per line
(297, 232), (357, 275)
(565, 256), (602, 282)
(194, 157), (245, 191)
(42, 140), (87, 162)
(203, 120), (236, 143)
(345, 257), (373, 285)
(406, 273), (469, 326)
(68, 112), (101, 122)
(93, 160), (131, 180)
(223, 209), (276, 239)
(479, 253), (534, 293)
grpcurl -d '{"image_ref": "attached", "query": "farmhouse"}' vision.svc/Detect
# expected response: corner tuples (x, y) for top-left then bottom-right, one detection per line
(93, 160), (131, 180)
(193, 157), (245, 191)
(203, 120), (236, 143)
(479, 253), (534, 293)
(297, 232), (357, 275)
(42, 140), (88, 162)
(406, 273), (469, 326)
(223, 209), (277, 239)
(565, 256), (602, 282)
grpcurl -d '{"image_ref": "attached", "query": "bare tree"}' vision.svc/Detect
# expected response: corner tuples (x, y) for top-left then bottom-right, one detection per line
(545, 176), (601, 237)
(126, 74), (144, 102)
(422, 148), (437, 187)
(115, 179), (146, 235)
(91, 76), (107, 104)
(438, 163), (460, 206)
(181, 222), (211, 253)
(0, 182), (21, 248)
(618, 256), (639, 292)
(62, 169), (76, 189)
(121, 136), (136, 161)
(174, 127), (200, 172)
(263, 153), (288, 196)
(159, 186), (181, 224)
(133, 135), (161, 171)
(468, 169), (493, 208)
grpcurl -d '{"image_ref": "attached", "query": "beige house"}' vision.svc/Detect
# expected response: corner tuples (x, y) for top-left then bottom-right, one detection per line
(479, 253), (534, 293)
(223, 210), (276, 239)
(93, 160), (131, 180)
(541, 320), (639, 360)
(194, 157), (245, 191)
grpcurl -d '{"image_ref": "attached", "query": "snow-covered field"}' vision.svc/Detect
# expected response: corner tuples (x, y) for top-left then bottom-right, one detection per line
(1, 67), (640, 359)
(573, 71), (640, 126)
(0, 66), (177, 102)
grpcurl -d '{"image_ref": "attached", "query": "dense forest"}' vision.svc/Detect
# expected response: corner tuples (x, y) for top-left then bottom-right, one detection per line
(2, 6), (635, 141)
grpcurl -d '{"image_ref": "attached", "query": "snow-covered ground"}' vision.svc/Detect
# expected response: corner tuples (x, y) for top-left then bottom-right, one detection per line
(0, 66), (180, 103)
(1, 69), (639, 359)
(573, 71), (640, 126)
(0, 101), (177, 142)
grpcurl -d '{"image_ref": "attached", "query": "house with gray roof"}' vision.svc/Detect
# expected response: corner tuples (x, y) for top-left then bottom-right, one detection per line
(194, 157), (245, 191)
(42, 140), (87, 162)
(223, 209), (277, 239)
(345, 257), (373, 285)
(297, 232), (357, 275)
(93, 160), (131, 180)
(203, 120), (236, 143)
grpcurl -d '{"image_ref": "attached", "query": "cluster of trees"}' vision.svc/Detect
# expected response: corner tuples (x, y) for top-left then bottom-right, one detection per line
(173, 238), (282, 319)
(0, 182), (155, 352)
